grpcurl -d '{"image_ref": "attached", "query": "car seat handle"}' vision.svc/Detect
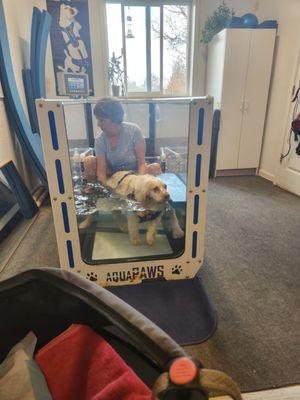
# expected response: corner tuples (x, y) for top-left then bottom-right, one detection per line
(152, 357), (243, 400)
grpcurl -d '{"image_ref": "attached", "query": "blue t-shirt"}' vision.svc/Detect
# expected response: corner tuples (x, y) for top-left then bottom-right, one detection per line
(94, 122), (144, 175)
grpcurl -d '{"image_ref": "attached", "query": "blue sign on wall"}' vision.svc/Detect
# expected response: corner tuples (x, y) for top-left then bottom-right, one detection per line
(46, 0), (94, 96)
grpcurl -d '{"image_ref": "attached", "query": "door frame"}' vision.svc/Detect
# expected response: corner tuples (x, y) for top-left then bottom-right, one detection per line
(273, 49), (300, 196)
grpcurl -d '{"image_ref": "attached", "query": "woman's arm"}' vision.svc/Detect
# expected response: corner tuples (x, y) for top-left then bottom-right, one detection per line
(96, 155), (107, 184)
(135, 140), (147, 175)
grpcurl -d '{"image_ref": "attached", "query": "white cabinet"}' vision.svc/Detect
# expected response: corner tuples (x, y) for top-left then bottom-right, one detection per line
(206, 28), (276, 172)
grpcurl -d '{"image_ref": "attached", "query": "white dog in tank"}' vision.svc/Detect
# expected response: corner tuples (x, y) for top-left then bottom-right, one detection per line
(106, 171), (184, 246)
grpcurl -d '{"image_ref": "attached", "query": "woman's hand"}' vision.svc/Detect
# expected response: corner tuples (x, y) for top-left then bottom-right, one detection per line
(135, 140), (162, 175)
(146, 163), (161, 176)
(83, 155), (97, 180)
(82, 155), (107, 184)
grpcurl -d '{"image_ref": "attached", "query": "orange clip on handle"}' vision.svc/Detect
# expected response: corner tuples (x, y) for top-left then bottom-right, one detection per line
(169, 357), (198, 386)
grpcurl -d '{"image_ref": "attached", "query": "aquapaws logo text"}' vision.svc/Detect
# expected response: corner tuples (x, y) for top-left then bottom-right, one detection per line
(106, 265), (164, 283)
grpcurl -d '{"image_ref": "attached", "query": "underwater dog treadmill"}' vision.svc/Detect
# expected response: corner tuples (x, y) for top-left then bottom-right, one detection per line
(36, 97), (213, 287)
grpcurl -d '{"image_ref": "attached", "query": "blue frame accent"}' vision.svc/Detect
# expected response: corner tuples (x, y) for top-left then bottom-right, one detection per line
(55, 159), (65, 194)
(0, 0), (47, 186)
(61, 202), (70, 233)
(48, 111), (59, 150)
(197, 108), (204, 145)
(192, 231), (198, 258)
(193, 195), (199, 225)
(66, 240), (75, 268)
(195, 154), (201, 187)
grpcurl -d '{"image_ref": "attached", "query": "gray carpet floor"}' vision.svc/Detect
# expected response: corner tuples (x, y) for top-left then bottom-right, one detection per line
(0, 176), (299, 392)
(0, 201), (59, 280)
(187, 177), (300, 392)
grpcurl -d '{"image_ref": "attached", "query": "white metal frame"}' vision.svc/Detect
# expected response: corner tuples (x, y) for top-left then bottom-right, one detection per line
(36, 97), (213, 287)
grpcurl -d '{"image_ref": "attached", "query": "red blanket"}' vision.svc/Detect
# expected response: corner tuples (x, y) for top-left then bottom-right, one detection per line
(35, 324), (152, 400)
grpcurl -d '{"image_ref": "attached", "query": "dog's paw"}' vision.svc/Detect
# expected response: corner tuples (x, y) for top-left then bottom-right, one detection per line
(146, 234), (156, 246)
(172, 227), (185, 239)
(132, 237), (142, 246)
(119, 223), (128, 233)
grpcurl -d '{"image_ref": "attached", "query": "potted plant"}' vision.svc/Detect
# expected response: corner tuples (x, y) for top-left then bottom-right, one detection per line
(108, 52), (125, 97)
(201, 1), (235, 44)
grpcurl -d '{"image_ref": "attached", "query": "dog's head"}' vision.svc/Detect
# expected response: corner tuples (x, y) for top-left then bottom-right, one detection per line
(60, 4), (79, 23)
(135, 175), (170, 204)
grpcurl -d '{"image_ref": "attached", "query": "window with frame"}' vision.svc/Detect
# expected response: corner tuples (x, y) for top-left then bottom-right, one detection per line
(106, 0), (192, 97)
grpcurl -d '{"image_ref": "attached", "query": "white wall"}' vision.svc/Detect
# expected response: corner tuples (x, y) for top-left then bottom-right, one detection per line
(88, 0), (109, 98)
(200, 0), (300, 180)
(0, 0), (55, 189)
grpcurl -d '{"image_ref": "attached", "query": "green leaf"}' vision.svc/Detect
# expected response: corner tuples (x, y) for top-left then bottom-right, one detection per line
(200, 1), (235, 44)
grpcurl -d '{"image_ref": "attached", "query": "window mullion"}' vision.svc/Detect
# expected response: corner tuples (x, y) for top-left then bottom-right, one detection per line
(160, 5), (163, 94)
(121, 4), (128, 95)
(186, 4), (192, 95)
(146, 6), (152, 92)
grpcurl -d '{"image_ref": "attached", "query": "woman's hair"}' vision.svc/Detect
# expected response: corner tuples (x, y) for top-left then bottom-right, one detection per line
(93, 97), (124, 124)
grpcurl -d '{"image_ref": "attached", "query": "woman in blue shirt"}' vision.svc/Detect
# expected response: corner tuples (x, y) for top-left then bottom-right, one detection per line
(85, 98), (160, 183)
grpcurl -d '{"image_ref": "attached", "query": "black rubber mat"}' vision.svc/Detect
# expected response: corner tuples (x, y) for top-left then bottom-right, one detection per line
(109, 275), (217, 346)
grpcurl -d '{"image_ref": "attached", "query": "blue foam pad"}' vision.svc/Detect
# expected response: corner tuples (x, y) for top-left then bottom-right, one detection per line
(30, 7), (42, 99)
(22, 69), (39, 133)
(259, 20), (278, 29)
(0, 0), (47, 186)
(30, 134), (45, 169)
(159, 173), (186, 205)
(24, 9), (51, 133)
(36, 10), (52, 98)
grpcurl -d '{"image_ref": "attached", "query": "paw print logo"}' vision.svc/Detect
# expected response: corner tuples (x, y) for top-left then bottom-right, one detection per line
(172, 265), (182, 275)
(87, 272), (98, 282)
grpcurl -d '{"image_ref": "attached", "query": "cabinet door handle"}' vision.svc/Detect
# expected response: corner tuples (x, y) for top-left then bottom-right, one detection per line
(244, 101), (249, 112)
(240, 101), (244, 112)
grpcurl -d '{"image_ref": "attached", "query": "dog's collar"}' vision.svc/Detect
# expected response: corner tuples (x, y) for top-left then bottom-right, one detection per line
(116, 171), (135, 187)
(137, 210), (162, 223)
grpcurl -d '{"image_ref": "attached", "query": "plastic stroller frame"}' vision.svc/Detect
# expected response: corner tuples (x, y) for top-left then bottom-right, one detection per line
(0, 268), (242, 400)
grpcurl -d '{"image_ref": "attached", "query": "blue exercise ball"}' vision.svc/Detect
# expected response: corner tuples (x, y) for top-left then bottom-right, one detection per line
(242, 13), (259, 27)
